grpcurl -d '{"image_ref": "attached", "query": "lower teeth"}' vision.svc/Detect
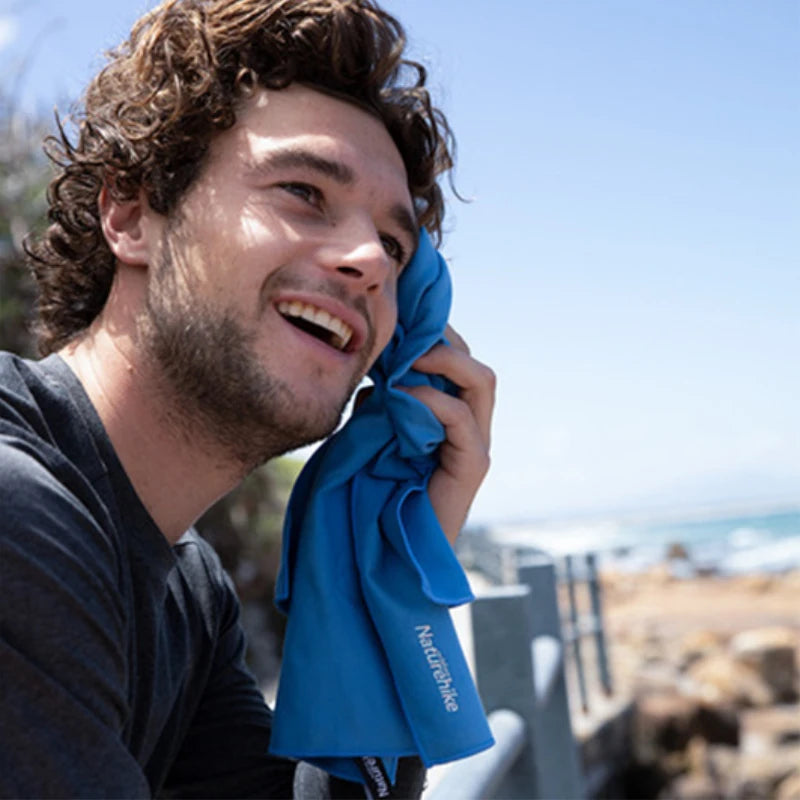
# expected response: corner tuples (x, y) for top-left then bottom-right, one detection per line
(284, 315), (342, 350)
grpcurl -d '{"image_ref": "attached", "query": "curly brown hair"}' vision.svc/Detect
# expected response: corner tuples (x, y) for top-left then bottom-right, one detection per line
(26, 0), (455, 355)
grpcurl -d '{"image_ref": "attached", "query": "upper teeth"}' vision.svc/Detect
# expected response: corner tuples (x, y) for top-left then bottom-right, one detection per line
(277, 301), (354, 351)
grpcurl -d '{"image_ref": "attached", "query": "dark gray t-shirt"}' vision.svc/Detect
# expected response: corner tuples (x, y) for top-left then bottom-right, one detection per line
(0, 353), (296, 798)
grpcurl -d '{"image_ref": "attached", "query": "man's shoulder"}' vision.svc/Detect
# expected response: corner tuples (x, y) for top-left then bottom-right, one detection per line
(0, 351), (123, 570)
(172, 529), (238, 616)
(0, 427), (68, 499)
(0, 418), (128, 681)
(0, 349), (33, 380)
(0, 426), (123, 576)
(0, 351), (77, 462)
(0, 351), (47, 430)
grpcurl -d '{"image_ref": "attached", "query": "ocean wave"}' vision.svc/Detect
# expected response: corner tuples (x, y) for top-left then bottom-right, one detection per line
(721, 535), (800, 574)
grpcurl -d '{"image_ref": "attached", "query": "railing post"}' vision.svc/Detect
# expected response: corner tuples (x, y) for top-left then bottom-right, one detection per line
(564, 555), (590, 713)
(586, 553), (614, 696)
(472, 585), (539, 798)
(517, 554), (586, 799)
(472, 558), (586, 799)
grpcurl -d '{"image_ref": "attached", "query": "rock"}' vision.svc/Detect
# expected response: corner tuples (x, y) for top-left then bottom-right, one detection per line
(679, 630), (726, 671)
(685, 652), (773, 708)
(621, 763), (672, 799)
(691, 703), (740, 746)
(740, 705), (800, 754)
(780, 728), (800, 746)
(776, 770), (800, 800)
(731, 747), (800, 800)
(633, 661), (684, 695)
(731, 626), (798, 652)
(705, 745), (741, 798)
(667, 541), (691, 561)
(664, 770), (721, 799)
(636, 627), (670, 665)
(613, 618), (664, 651)
(731, 627), (799, 704)
(662, 738), (729, 799)
(633, 691), (697, 764)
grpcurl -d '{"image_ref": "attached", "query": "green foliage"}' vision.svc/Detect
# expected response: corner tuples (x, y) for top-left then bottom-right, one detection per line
(0, 91), (50, 356)
(196, 458), (302, 603)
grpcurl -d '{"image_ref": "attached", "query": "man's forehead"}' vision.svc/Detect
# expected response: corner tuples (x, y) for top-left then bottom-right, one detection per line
(234, 88), (413, 199)
(237, 86), (407, 176)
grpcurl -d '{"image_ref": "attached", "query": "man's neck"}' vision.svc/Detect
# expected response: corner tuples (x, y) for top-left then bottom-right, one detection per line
(60, 321), (244, 546)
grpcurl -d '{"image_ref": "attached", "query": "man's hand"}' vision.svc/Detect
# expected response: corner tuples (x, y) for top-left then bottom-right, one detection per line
(400, 325), (496, 544)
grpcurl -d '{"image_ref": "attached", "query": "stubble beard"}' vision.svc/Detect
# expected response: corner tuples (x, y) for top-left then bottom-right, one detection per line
(140, 233), (369, 472)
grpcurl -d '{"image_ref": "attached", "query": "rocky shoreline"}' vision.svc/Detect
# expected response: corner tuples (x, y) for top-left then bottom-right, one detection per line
(601, 565), (800, 799)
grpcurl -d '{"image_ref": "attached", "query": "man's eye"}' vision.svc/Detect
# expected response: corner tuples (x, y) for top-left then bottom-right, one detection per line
(380, 235), (406, 267)
(279, 182), (322, 207)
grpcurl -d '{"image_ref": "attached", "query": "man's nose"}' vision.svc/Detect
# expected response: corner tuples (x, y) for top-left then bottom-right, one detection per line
(319, 220), (391, 291)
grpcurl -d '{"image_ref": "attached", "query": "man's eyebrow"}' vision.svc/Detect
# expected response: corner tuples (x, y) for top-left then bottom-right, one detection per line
(249, 145), (419, 252)
(247, 147), (355, 185)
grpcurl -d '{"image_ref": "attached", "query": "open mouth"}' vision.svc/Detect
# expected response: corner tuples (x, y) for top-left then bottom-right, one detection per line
(277, 300), (354, 352)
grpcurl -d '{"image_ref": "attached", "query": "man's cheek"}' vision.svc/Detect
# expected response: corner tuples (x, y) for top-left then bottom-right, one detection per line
(379, 304), (399, 354)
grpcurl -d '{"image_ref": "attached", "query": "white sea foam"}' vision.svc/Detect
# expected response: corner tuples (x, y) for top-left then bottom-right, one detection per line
(727, 526), (766, 548)
(721, 536), (800, 574)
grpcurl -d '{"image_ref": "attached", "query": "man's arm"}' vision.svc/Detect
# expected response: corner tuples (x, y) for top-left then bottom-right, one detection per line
(0, 444), (151, 798)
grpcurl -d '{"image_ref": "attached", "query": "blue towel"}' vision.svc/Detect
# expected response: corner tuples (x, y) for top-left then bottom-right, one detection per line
(270, 229), (494, 786)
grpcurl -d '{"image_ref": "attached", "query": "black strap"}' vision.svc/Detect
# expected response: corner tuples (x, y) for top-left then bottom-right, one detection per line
(356, 756), (394, 799)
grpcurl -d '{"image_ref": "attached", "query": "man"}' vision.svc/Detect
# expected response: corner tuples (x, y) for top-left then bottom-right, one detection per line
(0, 0), (495, 797)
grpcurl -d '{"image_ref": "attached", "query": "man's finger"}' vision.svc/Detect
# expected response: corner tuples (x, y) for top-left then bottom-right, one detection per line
(399, 383), (491, 543)
(411, 345), (496, 448)
(444, 324), (470, 355)
(401, 385), (486, 456)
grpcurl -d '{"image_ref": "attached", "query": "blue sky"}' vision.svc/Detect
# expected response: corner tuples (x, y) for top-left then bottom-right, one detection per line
(2, 0), (798, 524)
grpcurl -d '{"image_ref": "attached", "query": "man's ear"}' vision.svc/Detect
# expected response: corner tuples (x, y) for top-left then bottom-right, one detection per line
(99, 186), (162, 267)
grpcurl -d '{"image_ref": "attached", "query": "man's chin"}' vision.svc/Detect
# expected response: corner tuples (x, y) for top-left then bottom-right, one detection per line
(279, 415), (341, 454)
(253, 392), (350, 460)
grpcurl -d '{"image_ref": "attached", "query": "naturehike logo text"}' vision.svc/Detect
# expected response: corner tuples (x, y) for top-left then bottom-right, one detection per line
(415, 625), (459, 712)
(359, 757), (390, 799)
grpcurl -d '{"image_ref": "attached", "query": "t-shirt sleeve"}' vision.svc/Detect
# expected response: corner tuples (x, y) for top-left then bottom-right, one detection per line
(0, 441), (152, 798)
(160, 546), (296, 799)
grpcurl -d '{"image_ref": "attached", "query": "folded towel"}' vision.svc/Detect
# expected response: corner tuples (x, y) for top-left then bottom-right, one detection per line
(270, 229), (494, 788)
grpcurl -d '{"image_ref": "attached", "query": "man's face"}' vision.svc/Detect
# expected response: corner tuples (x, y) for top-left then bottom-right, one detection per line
(140, 84), (417, 467)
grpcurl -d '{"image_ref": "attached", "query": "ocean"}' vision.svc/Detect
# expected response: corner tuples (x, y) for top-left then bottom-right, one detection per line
(489, 506), (800, 575)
